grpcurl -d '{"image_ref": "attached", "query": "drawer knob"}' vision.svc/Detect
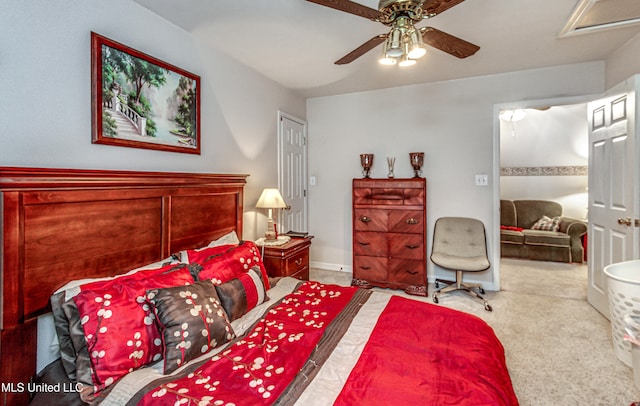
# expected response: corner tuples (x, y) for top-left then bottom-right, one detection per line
(358, 241), (371, 246)
(405, 244), (419, 249)
(406, 218), (418, 225)
(406, 270), (418, 275)
(359, 266), (371, 270)
(360, 216), (372, 223)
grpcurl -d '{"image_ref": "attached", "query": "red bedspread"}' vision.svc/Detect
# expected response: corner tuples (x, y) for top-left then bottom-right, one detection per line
(96, 281), (518, 406)
(334, 296), (518, 405)
(137, 282), (356, 405)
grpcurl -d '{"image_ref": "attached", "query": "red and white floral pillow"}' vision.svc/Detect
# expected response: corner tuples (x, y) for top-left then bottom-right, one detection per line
(69, 264), (194, 395)
(185, 241), (270, 289)
(49, 238), (273, 399)
(50, 257), (181, 383)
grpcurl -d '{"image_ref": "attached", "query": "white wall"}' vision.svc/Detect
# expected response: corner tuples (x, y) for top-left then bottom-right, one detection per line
(0, 0), (306, 240)
(500, 105), (589, 220)
(307, 62), (605, 287)
(606, 32), (640, 89)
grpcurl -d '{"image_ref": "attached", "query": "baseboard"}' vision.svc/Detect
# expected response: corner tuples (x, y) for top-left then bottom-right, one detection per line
(311, 262), (496, 291)
(310, 261), (352, 274)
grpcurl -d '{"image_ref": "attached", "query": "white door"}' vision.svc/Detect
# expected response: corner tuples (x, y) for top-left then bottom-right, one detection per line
(278, 112), (308, 233)
(587, 76), (640, 318)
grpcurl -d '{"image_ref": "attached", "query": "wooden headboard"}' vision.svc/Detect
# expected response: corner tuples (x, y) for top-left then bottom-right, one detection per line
(0, 167), (248, 404)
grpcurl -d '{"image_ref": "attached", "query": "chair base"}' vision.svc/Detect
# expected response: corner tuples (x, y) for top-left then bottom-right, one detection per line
(433, 271), (492, 311)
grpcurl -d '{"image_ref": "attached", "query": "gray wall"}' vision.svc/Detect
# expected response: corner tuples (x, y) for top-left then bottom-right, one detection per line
(500, 104), (588, 220)
(0, 0), (306, 240)
(306, 62), (605, 288)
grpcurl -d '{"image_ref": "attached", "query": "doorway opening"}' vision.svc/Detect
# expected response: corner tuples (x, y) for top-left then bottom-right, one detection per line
(493, 95), (595, 291)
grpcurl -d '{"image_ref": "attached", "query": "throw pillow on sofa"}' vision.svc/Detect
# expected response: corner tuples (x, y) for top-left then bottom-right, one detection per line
(531, 216), (561, 232)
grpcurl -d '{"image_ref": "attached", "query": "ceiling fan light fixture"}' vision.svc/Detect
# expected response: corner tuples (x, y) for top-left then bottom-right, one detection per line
(407, 43), (426, 59)
(407, 28), (427, 59)
(398, 55), (416, 67)
(379, 55), (397, 65)
(386, 27), (403, 57)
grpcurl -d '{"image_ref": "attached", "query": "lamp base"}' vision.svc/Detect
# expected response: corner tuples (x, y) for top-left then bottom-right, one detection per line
(255, 236), (291, 246)
(264, 230), (276, 241)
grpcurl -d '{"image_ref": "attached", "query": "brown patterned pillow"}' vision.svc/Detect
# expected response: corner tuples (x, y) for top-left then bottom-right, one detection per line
(147, 279), (236, 374)
(531, 216), (561, 232)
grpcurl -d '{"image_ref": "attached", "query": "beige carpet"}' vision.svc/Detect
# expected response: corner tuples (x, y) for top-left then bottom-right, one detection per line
(310, 258), (639, 405)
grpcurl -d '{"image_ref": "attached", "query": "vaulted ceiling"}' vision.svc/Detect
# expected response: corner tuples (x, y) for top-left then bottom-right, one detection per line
(133, 0), (640, 98)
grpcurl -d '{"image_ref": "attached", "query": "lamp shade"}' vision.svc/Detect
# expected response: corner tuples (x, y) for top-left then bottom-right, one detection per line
(256, 188), (287, 209)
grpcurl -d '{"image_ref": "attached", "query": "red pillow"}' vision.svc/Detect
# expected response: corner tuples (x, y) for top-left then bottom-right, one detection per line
(500, 225), (524, 232)
(186, 241), (270, 289)
(72, 264), (194, 393)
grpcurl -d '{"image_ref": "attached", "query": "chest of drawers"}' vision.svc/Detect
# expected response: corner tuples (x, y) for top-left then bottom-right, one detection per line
(352, 178), (427, 293)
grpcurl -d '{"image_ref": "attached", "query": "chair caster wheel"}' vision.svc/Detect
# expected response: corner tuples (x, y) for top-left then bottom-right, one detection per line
(484, 303), (492, 312)
(435, 281), (440, 288)
(479, 287), (485, 294)
(433, 296), (439, 304)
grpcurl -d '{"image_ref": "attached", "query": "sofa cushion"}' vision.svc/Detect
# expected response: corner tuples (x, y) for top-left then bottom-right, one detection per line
(513, 200), (562, 229)
(500, 229), (525, 244)
(522, 229), (570, 247)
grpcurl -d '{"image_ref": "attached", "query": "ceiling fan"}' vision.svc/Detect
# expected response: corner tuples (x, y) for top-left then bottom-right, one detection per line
(306, 0), (480, 66)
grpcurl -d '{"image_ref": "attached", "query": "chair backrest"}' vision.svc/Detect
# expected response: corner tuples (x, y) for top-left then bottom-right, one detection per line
(432, 217), (488, 259)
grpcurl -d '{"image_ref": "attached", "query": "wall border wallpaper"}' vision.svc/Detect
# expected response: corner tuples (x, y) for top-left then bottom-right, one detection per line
(500, 166), (588, 176)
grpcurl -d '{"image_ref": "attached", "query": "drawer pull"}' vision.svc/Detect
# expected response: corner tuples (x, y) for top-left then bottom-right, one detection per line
(405, 244), (420, 249)
(359, 266), (371, 270)
(369, 193), (403, 200)
(358, 241), (371, 246)
(295, 258), (303, 266)
(359, 216), (372, 223)
(406, 270), (418, 275)
(406, 218), (418, 225)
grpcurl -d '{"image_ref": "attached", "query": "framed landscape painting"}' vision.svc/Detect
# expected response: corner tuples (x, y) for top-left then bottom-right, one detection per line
(91, 32), (201, 154)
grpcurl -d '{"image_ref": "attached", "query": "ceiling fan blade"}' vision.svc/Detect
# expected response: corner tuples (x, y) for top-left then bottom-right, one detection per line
(306, 0), (383, 21)
(421, 27), (479, 58)
(335, 34), (387, 65)
(422, 0), (466, 17)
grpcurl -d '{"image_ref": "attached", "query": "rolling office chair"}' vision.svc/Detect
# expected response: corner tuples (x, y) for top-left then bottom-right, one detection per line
(431, 217), (492, 311)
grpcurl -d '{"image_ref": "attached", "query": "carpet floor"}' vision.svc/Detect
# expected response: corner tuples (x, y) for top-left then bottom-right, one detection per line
(310, 258), (639, 405)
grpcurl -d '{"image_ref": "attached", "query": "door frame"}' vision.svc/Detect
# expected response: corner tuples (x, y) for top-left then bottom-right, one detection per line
(492, 94), (597, 290)
(277, 110), (309, 232)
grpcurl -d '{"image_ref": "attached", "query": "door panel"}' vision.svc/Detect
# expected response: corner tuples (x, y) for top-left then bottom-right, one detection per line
(587, 77), (639, 318)
(278, 113), (308, 233)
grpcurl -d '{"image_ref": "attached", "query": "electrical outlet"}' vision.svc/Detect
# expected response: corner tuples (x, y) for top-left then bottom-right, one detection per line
(475, 174), (489, 186)
(309, 176), (317, 186)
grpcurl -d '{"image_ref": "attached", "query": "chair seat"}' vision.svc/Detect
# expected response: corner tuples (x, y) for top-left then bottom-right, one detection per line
(431, 252), (490, 272)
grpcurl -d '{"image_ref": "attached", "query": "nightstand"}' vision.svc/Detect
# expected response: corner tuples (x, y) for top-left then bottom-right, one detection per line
(261, 237), (313, 281)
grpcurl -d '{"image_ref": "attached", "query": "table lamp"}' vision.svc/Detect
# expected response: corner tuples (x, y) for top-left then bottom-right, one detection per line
(256, 188), (287, 241)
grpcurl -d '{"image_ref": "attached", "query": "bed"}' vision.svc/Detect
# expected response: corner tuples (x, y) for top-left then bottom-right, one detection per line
(0, 167), (518, 405)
